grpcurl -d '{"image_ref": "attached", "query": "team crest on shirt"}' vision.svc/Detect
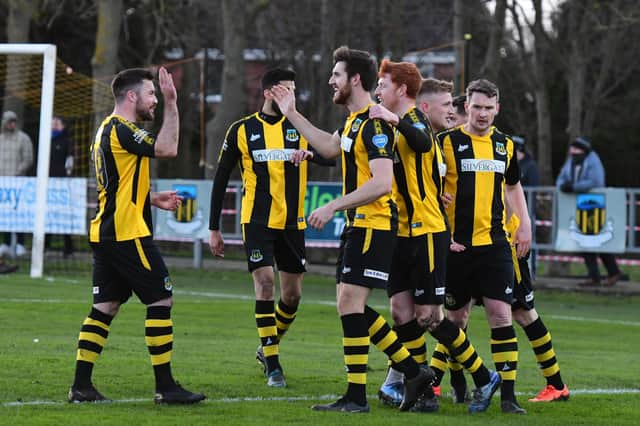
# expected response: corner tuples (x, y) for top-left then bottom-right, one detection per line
(164, 276), (173, 291)
(351, 118), (363, 133)
(495, 142), (506, 155)
(249, 249), (264, 263)
(285, 129), (299, 142)
(445, 293), (456, 307)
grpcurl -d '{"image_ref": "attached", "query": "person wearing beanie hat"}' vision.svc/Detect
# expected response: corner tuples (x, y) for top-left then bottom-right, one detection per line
(0, 110), (33, 258)
(555, 136), (624, 287)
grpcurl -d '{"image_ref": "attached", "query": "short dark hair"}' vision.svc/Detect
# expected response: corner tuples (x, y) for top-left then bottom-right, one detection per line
(419, 78), (453, 96)
(111, 68), (155, 102)
(333, 46), (377, 91)
(466, 78), (499, 102)
(261, 68), (296, 90)
(452, 95), (466, 115)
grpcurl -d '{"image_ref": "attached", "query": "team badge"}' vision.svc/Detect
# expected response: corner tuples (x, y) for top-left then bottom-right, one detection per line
(412, 122), (426, 130)
(568, 193), (613, 247)
(285, 129), (299, 142)
(164, 276), (173, 291)
(249, 249), (264, 263)
(351, 118), (363, 133)
(372, 134), (388, 148)
(496, 142), (506, 155)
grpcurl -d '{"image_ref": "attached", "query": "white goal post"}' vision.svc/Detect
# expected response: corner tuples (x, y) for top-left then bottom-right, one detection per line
(0, 43), (56, 278)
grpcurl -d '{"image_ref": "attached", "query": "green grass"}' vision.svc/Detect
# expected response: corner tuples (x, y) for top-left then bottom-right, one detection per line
(1, 268), (639, 425)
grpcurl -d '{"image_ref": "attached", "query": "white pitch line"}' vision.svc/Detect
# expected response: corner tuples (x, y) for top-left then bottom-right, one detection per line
(5, 289), (640, 327)
(3, 388), (639, 408)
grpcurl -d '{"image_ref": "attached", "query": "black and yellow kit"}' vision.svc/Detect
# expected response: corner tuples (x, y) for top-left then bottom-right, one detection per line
(90, 114), (155, 242)
(392, 107), (446, 237)
(506, 214), (535, 310)
(339, 104), (397, 231)
(210, 112), (309, 230)
(439, 125), (520, 247)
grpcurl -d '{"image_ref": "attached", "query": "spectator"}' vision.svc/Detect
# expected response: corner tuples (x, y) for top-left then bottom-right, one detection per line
(451, 94), (467, 127)
(556, 136), (623, 286)
(0, 110), (33, 258)
(45, 115), (74, 257)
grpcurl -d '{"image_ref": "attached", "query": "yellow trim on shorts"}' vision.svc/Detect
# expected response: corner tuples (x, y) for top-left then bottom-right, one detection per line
(362, 228), (372, 254)
(427, 233), (435, 273)
(135, 238), (151, 271)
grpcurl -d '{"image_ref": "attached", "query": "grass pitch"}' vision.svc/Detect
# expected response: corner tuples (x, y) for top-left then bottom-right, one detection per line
(1, 267), (639, 425)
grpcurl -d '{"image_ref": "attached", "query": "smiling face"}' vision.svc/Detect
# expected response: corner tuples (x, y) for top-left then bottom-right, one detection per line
(374, 73), (401, 111)
(465, 91), (499, 136)
(134, 79), (158, 121)
(329, 61), (352, 105)
(419, 91), (454, 132)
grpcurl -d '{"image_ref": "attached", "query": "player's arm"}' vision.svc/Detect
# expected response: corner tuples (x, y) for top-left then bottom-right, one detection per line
(504, 149), (531, 258)
(369, 104), (432, 153)
(208, 125), (241, 258)
(270, 84), (341, 159)
(154, 67), (180, 158)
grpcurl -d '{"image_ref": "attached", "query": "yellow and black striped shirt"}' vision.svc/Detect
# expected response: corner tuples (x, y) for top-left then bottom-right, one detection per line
(340, 104), (397, 230)
(439, 126), (519, 247)
(214, 112), (309, 230)
(392, 107), (447, 237)
(90, 114), (155, 242)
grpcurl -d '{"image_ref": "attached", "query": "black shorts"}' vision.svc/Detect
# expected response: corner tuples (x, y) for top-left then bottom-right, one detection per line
(242, 223), (306, 273)
(512, 252), (535, 311)
(91, 237), (172, 305)
(445, 241), (514, 310)
(388, 231), (449, 305)
(335, 226), (396, 290)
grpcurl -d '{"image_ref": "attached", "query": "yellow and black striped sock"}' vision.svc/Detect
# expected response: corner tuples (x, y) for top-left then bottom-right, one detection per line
(256, 300), (280, 373)
(364, 305), (419, 379)
(395, 319), (427, 364)
(145, 306), (175, 391)
(73, 307), (113, 388)
(429, 343), (448, 386)
(275, 299), (297, 342)
(341, 313), (369, 406)
(491, 325), (518, 402)
(432, 319), (490, 387)
(523, 317), (564, 390)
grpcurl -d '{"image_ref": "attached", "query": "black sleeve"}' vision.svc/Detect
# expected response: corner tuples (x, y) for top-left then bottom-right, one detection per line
(116, 121), (156, 157)
(396, 117), (432, 153)
(505, 142), (520, 185)
(209, 123), (242, 230)
(208, 164), (233, 230)
(308, 146), (336, 166)
(361, 119), (394, 160)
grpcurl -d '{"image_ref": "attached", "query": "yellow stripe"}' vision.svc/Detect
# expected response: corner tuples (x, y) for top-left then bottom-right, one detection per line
(499, 370), (517, 381)
(82, 318), (110, 332)
(430, 358), (448, 371)
(362, 228), (372, 254)
(404, 337), (426, 350)
(390, 348), (411, 364)
(275, 308), (296, 320)
(490, 338), (517, 345)
(413, 354), (427, 364)
(150, 351), (172, 366)
(347, 373), (367, 385)
(376, 333), (396, 352)
(492, 351), (518, 363)
(467, 358), (483, 373)
(535, 349), (556, 363)
(512, 246), (521, 283)
(368, 316), (386, 336)
(448, 360), (464, 371)
(452, 331), (465, 348)
(541, 364), (560, 377)
(594, 209), (600, 233)
(343, 336), (369, 346)
(457, 345), (475, 364)
(345, 354), (368, 365)
(145, 334), (173, 346)
(145, 319), (172, 328)
(427, 233), (435, 272)
(135, 238), (151, 271)
(530, 333), (551, 348)
(263, 345), (279, 357)
(76, 348), (99, 363)
(255, 313), (275, 319)
(258, 327), (277, 338)
(435, 343), (449, 355)
(79, 331), (106, 347)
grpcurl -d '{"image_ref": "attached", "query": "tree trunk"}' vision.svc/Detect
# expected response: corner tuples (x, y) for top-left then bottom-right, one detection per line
(3, 0), (35, 117)
(204, 0), (250, 179)
(480, 0), (506, 82)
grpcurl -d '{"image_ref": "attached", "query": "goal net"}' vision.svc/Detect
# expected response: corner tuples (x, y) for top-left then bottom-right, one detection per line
(0, 44), (112, 277)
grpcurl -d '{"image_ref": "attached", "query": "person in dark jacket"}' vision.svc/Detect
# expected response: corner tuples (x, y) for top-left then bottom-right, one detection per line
(556, 136), (623, 286)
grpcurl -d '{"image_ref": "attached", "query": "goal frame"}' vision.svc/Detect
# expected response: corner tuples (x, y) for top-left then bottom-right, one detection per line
(0, 43), (56, 278)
